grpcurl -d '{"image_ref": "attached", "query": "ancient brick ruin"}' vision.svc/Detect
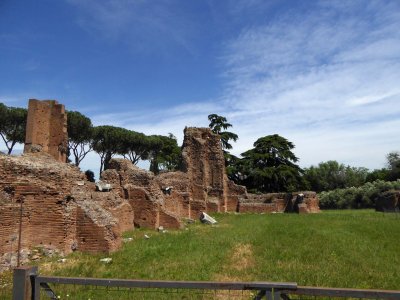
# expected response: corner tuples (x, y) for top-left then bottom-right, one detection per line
(0, 153), (132, 259)
(99, 127), (246, 229)
(0, 100), (320, 269)
(238, 192), (320, 214)
(181, 127), (244, 213)
(24, 99), (68, 162)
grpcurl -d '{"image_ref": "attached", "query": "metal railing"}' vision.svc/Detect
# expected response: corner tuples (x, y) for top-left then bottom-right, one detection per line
(283, 286), (400, 299)
(11, 266), (400, 300)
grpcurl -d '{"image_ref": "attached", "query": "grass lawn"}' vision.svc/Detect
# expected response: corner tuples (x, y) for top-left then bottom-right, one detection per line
(1, 210), (399, 298)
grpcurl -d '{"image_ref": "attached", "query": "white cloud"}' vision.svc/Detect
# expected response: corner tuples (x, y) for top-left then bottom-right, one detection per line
(66, 0), (196, 54)
(214, 0), (400, 169)
(79, 0), (400, 171)
(7, 1), (399, 172)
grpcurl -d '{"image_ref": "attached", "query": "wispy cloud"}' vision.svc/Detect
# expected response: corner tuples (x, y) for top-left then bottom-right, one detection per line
(66, 0), (197, 55)
(78, 0), (400, 170)
(215, 0), (400, 168)
(5, 1), (398, 172)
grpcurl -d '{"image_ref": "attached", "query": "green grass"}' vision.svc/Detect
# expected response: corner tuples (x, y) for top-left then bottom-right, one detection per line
(1, 210), (399, 298)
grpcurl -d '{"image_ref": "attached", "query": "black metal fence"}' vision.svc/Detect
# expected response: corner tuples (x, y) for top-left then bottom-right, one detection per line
(10, 266), (400, 300)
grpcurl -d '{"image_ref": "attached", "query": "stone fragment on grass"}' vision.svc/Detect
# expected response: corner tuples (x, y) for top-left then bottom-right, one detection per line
(200, 212), (217, 225)
(99, 257), (112, 263)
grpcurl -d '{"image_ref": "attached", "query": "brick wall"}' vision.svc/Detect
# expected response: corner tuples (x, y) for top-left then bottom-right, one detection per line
(1, 119), (321, 263)
(182, 127), (246, 212)
(24, 99), (67, 162)
(0, 153), (130, 258)
(238, 191), (320, 213)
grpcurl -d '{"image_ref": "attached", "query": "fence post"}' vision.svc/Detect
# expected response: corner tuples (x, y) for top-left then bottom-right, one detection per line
(12, 266), (38, 300)
(273, 290), (282, 299)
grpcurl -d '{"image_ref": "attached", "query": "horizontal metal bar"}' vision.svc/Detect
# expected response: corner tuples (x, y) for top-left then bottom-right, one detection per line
(36, 276), (297, 290)
(283, 286), (400, 299)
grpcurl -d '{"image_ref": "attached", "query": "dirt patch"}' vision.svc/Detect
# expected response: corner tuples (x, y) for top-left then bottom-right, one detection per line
(206, 274), (256, 299)
(231, 243), (255, 271)
(211, 274), (256, 299)
(40, 257), (81, 274)
(214, 243), (255, 277)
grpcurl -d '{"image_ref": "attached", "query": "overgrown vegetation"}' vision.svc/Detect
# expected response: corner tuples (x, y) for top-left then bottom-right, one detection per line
(319, 180), (400, 209)
(1, 210), (399, 299)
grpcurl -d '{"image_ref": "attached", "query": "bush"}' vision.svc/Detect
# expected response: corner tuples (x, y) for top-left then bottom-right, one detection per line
(319, 180), (400, 209)
(85, 170), (96, 182)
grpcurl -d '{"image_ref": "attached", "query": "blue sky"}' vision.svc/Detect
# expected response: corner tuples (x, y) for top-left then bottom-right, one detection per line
(1, 0), (400, 173)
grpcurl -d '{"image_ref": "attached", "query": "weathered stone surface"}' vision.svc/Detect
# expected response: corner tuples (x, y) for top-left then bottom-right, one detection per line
(0, 153), (133, 264)
(301, 192), (320, 213)
(182, 127), (244, 214)
(98, 126), (249, 229)
(97, 128), (248, 230)
(24, 99), (68, 162)
(102, 159), (183, 229)
(156, 171), (191, 219)
(238, 191), (320, 213)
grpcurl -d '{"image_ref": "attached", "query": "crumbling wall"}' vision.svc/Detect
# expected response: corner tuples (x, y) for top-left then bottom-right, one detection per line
(238, 192), (320, 214)
(182, 127), (225, 211)
(156, 172), (191, 219)
(238, 193), (289, 213)
(0, 153), (133, 260)
(99, 127), (319, 232)
(98, 128), (247, 229)
(101, 159), (182, 229)
(0, 153), (78, 255)
(24, 99), (67, 162)
(301, 192), (321, 213)
(181, 127), (244, 214)
(0, 98), (321, 265)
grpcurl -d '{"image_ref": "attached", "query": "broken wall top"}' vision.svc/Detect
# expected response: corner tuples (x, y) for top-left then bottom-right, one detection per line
(24, 99), (68, 162)
(0, 153), (84, 191)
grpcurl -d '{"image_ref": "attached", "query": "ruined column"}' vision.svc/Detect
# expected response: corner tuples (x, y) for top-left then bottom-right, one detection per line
(24, 99), (68, 162)
(181, 127), (228, 212)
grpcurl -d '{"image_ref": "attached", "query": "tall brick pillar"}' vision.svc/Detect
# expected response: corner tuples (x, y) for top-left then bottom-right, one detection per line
(181, 127), (227, 212)
(24, 99), (68, 162)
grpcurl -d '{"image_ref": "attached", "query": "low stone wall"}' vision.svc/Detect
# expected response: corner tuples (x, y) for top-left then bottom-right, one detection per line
(238, 191), (320, 214)
(238, 203), (276, 213)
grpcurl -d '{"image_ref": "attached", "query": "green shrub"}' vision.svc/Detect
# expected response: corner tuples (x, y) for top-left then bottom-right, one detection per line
(319, 180), (400, 209)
